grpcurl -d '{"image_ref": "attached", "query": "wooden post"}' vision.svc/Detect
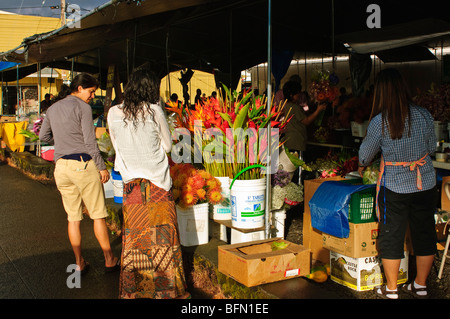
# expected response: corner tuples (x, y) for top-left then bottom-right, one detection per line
(104, 65), (122, 115)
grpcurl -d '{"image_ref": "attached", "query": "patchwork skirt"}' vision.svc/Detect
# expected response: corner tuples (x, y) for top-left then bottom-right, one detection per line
(119, 178), (187, 299)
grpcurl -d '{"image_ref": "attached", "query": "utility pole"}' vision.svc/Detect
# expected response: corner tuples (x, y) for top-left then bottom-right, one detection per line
(60, 0), (66, 26)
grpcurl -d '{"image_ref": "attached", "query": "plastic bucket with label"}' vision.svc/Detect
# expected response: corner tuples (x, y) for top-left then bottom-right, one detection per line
(211, 176), (231, 220)
(230, 165), (266, 229)
(111, 169), (123, 204)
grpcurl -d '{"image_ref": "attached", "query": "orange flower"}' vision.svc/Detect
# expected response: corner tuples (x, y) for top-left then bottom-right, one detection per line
(180, 191), (198, 207)
(317, 92), (326, 101)
(196, 188), (206, 200)
(188, 173), (206, 190)
(207, 187), (223, 205)
(172, 188), (180, 201)
(198, 170), (212, 180)
(206, 177), (220, 190)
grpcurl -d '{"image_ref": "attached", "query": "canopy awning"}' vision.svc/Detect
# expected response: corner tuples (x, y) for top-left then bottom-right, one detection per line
(337, 18), (450, 61)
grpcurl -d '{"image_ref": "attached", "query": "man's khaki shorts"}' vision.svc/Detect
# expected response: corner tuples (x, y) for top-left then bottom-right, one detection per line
(54, 158), (108, 222)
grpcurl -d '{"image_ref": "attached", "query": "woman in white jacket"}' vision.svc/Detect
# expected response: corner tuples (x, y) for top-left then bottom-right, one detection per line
(107, 67), (189, 299)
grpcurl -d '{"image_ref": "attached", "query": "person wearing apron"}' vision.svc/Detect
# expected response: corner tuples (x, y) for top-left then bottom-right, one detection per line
(358, 68), (437, 299)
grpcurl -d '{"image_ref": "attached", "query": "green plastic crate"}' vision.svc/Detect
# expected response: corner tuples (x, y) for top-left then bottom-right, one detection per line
(348, 187), (376, 223)
(339, 179), (376, 223)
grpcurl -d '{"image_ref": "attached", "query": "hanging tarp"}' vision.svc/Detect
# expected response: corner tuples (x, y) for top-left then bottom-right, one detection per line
(308, 181), (375, 238)
(272, 49), (294, 91)
(0, 62), (19, 72)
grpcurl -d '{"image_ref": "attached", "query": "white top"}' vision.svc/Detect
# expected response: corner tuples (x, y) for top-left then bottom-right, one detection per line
(107, 103), (172, 191)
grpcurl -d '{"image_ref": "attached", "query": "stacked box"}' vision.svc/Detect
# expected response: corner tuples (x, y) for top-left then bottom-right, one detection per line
(330, 250), (408, 291)
(322, 222), (379, 258)
(218, 238), (310, 287)
(303, 177), (346, 263)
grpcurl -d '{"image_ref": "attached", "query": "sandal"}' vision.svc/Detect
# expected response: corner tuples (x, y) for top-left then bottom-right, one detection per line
(76, 261), (90, 276)
(376, 285), (398, 299)
(401, 283), (429, 299)
(105, 258), (120, 273)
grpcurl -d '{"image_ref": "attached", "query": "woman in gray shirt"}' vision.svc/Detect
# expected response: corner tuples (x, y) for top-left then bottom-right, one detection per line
(40, 73), (119, 275)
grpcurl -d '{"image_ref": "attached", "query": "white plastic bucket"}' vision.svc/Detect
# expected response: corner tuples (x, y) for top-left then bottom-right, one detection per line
(434, 121), (446, 142)
(271, 209), (286, 238)
(230, 178), (266, 229)
(176, 203), (209, 247)
(212, 176), (231, 220)
(209, 220), (228, 242)
(111, 169), (123, 203)
(103, 178), (114, 199)
(231, 229), (265, 244)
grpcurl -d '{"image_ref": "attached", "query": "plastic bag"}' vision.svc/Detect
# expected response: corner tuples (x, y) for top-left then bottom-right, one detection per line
(308, 181), (375, 238)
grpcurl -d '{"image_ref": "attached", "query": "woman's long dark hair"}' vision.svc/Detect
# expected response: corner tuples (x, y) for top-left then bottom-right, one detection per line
(122, 67), (160, 128)
(56, 73), (98, 101)
(369, 68), (411, 139)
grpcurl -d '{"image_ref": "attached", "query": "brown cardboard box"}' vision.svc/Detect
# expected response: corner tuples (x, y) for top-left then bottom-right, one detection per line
(303, 177), (345, 263)
(322, 222), (379, 258)
(218, 238), (310, 287)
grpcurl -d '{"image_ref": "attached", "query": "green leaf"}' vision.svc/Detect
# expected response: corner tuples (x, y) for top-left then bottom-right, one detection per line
(232, 102), (250, 130)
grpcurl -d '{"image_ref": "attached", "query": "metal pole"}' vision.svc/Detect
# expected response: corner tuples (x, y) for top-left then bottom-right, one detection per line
(37, 63), (42, 157)
(16, 65), (20, 119)
(265, 0), (272, 239)
(331, 0), (335, 71)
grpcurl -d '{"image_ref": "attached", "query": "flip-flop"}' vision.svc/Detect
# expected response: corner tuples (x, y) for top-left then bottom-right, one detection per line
(401, 283), (429, 299)
(76, 261), (90, 276)
(376, 285), (398, 299)
(105, 258), (120, 273)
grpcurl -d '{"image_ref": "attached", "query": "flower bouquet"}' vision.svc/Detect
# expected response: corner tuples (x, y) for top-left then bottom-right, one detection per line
(309, 70), (340, 106)
(168, 85), (291, 180)
(170, 162), (223, 208)
(413, 83), (450, 122)
(271, 169), (304, 210)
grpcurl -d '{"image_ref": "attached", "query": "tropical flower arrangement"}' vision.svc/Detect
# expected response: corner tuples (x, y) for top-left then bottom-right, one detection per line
(170, 162), (224, 208)
(271, 169), (304, 210)
(413, 83), (450, 122)
(308, 151), (359, 178)
(166, 86), (291, 180)
(309, 70), (340, 106)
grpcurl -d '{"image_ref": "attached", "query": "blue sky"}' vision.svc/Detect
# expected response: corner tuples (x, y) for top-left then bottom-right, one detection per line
(0, 0), (109, 17)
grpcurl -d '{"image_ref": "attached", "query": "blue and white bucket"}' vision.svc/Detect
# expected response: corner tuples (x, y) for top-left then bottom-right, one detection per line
(230, 165), (267, 229)
(111, 169), (123, 204)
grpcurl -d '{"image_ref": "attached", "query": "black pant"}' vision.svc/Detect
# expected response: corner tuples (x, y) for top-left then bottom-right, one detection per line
(377, 186), (437, 259)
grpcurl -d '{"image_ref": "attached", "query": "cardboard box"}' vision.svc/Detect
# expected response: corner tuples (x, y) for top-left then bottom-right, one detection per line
(330, 250), (408, 291)
(322, 222), (379, 258)
(303, 177), (345, 263)
(218, 238), (310, 287)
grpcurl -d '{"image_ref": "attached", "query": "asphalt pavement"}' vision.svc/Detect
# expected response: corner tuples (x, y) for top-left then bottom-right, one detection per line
(0, 161), (121, 299)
